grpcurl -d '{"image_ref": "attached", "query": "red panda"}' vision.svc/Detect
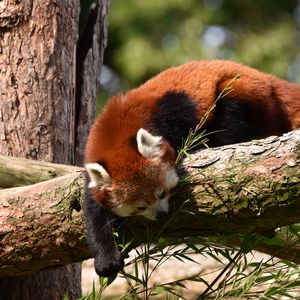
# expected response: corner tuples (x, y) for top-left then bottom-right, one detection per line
(84, 60), (300, 277)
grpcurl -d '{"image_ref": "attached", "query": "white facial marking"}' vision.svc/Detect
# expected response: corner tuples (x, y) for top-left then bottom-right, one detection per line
(165, 168), (179, 190)
(85, 163), (112, 188)
(113, 202), (157, 220)
(141, 209), (157, 220)
(113, 203), (135, 217)
(155, 197), (169, 215)
(136, 128), (162, 158)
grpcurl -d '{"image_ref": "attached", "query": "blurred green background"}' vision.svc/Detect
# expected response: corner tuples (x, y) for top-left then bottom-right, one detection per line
(88, 0), (300, 104)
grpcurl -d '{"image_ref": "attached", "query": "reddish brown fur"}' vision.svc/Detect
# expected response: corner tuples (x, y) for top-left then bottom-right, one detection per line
(85, 60), (300, 277)
(85, 60), (300, 194)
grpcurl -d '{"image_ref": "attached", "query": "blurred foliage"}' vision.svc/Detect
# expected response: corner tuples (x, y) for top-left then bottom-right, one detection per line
(101, 0), (300, 90)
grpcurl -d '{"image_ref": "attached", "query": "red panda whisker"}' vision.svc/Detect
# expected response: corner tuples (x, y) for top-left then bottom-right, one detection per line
(100, 216), (123, 231)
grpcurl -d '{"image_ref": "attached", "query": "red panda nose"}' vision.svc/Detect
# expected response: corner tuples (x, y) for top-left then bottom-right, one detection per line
(156, 210), (168, 219)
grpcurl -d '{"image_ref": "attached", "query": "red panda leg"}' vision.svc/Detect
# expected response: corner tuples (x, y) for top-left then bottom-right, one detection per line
(84, 175), (125, 277)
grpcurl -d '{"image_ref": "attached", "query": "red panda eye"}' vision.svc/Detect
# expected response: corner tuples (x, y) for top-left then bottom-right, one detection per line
(158, 190), (167, 199)
(137, 206), (147, 211)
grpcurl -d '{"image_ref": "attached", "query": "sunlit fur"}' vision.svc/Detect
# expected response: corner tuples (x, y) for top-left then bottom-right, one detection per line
(85, 60), (300, 219)
(85, 130), (178, 219)
(84, 60), (300, 277)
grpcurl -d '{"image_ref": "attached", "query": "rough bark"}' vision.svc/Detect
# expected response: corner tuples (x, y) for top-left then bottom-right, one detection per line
(0, 0), (109, 298)
(181, 130), (300, 226)
(0, 0), (78, 163)
(75, 0), (108, 165)
(0, 130), (299, 277)
(0, 172), (88, 278)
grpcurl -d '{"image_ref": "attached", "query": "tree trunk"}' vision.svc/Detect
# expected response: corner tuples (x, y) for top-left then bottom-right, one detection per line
(0, 130), (299, 276)
(0, 0), (108, 299)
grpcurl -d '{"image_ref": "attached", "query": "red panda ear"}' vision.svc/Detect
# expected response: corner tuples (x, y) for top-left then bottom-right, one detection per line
(136, 128), (163, 158)
(85, 163), (112, 188)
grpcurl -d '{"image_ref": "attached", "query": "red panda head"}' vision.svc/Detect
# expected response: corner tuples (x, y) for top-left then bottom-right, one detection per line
(85, 128), (178, 220)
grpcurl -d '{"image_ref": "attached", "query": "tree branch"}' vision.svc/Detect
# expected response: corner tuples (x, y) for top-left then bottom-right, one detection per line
(0, 172), (89, 277)
(0, 154), (81, 188)
(0, 129), (299, 276)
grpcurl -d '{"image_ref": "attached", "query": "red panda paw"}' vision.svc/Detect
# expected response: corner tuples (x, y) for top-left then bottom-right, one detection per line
(94, 249), (125, 277)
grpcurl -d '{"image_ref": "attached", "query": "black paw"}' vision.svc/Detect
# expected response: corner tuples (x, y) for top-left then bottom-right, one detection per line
(94, 249), (125, 277)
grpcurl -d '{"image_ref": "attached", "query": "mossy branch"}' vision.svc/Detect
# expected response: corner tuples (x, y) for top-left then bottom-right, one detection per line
(0, 129), (299, 277)
(0, 154), (81, 188)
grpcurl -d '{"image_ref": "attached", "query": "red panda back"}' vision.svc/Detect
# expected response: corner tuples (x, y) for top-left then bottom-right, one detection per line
(86, 60), (300, 169)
